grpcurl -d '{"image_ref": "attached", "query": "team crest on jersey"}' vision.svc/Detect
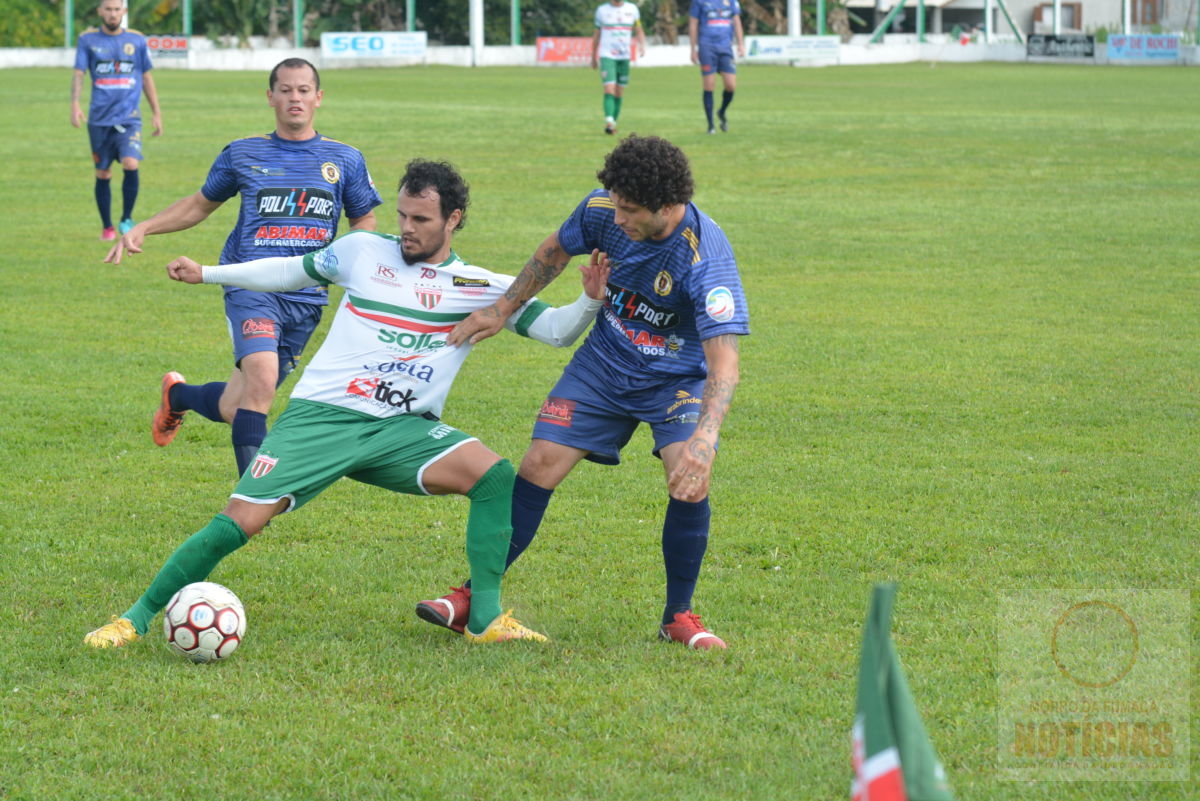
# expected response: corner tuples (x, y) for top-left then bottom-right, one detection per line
(321, 162), (341, 184)
(249, 454), (278, 478)
(414, 285), (443, 310)
(123, 43), (135, 55)
(654, 270), (673, 296)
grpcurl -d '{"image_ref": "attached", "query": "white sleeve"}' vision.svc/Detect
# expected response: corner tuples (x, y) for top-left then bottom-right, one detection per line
(509, 292), (604, 347)
(201, 255), (317, 292)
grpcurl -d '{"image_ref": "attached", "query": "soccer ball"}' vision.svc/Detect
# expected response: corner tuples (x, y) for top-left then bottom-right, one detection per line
(163, 582), (246, 663)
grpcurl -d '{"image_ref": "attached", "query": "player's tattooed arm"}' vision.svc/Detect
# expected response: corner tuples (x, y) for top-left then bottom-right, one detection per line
(448, 232), (574, 346)
(696, 334), (741, 440)
(503, 236), (572, 307)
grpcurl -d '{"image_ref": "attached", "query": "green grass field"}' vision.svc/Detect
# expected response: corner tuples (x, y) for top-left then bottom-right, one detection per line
(0, 62), (1196, 800)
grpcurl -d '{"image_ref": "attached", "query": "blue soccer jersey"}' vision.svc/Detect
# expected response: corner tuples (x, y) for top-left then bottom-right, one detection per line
(201, 132), (382, 305)
(557, 189), (749, 382)
(74, 28), (153, 127)
(689, 0), (742, 50)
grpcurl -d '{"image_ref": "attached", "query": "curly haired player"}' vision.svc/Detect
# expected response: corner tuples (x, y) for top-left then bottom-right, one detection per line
(419, 135), (750, 649)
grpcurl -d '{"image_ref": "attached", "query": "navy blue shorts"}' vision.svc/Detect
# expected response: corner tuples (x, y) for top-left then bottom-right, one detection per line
(224, 288), (322, 386)
(530, 359), (710, 466)
(88, 122), (143, 169)
(698, 45), (736, 76)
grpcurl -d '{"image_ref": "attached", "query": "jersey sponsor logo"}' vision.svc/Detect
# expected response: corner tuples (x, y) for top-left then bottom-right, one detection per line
(253, 225), (331, 247)
(249, 453), (278, 478)
(414, 285), (443, 310)
(654, 270), (673, 296)
(452, 276), (490, 296)
(241, 317), (277, 340)
(376, 328), (448, 353)
(256, 188), (336, 220)
(321, 162), (341, 184)
(537, 397), (575, 427)
(345, 376), (417, 411)
(607, 285), (679, 330)
(93, 60), (137, 75)
(362, 358), (435, 383)
(706, 286), (736, 322)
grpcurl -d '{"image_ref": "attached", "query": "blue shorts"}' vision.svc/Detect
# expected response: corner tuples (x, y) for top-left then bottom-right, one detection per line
(530, 359), (709, 466)
(698, 45), (736, 76)
(88, 122), (143, 169)
(224, 288), (323, 386)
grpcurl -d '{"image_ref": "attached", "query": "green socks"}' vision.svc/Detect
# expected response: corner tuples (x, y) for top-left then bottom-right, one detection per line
(612, 95), (623, 121)
(464, 459), (515, 634)
(123, 514), (249, 634)
(603, 93), (616, 120)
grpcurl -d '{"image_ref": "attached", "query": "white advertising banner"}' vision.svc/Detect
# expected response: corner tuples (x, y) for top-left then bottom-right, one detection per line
(744, 35), (840, 62)
(320, 31), (428, 59)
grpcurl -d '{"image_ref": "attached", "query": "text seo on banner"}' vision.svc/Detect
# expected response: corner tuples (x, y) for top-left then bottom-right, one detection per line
(320, 32), (429, 59)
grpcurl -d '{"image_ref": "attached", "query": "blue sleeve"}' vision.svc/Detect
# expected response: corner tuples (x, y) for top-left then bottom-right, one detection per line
(690, 256), (750, 340)
(200, 145), (239, 203)
(555, 193), (601, 258)
(341, 152), (382, 220)
(138, 38), (153, 73)
(689, 0), (703, 19)
(74, 37), (90, 72)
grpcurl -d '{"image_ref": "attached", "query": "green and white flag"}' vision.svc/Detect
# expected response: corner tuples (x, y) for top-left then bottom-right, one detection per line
(851, 583), (954, 801)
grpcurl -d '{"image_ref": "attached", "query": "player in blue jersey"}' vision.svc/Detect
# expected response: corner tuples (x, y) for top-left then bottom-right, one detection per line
(84, 159), (608, 650)
(419, 135), (749, 649)
(104, 58), (382, 479)
(71, 0), (163, 241)
(688, 0), (745, 134)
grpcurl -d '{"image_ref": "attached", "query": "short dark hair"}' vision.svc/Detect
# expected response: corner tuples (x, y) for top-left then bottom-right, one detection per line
(269, 58), (320, 91)
(596, 134), (694, 212)
(398, 159), (470, 231)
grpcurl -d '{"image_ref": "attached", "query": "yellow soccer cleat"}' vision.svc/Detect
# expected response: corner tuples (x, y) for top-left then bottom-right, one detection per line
(84, 616), (139, 649)
(463, 610), (547, 643)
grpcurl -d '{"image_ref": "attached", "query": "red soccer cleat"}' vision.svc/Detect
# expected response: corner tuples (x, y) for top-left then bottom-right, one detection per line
(659, 611), (727, 650)
(152, 371), (188, 447)
(416, 584), (472, 633)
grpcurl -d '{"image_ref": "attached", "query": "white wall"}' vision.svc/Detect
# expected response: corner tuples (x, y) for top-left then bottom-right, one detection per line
(3, 38), (1196, 70)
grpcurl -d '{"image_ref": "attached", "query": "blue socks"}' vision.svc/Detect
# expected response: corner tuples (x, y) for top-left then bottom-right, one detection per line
(719, 90), (734, 118)
(94, 178), (112, 228)
(662, 496), (711, 624)
(121, 170), (139, 222)
(703, 90), (714, 127)
(170, 381), (227, 423)
(507, 475), (554, 571)
(232, 409), (268, 477)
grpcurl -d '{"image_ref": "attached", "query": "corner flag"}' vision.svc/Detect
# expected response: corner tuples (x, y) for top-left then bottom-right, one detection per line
(851, 583), (954, 801)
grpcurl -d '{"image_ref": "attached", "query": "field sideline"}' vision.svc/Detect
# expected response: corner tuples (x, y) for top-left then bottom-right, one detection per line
(0, 63), (1196, 799)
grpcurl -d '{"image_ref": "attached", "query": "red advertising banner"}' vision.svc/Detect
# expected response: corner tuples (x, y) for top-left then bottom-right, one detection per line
(147, 35), (189, 58)
(536, 36), (593, 64)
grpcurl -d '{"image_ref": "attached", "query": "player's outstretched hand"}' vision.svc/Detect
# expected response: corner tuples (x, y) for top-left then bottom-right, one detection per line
(449, 305), (508, 347)
(579, 249), (611, 301)
(105, 224), (147, 265)
(166, 256), (204, 284)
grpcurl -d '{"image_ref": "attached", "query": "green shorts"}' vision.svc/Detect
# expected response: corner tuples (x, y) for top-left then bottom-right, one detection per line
(599, 57), (631, 87)
(231, 400), (475, 512)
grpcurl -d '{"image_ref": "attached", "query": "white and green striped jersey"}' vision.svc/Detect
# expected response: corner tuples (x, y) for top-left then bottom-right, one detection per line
(295, 231), (549, 419)
(594, 1), (641, 60)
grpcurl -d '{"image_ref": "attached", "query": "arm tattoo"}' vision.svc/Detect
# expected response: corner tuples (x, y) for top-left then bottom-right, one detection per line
(697, 335), (740, 438)
(503, 241), (570, 305)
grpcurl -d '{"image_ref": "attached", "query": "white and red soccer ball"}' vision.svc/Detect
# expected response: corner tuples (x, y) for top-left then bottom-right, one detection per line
(163, 582), (246, 663)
